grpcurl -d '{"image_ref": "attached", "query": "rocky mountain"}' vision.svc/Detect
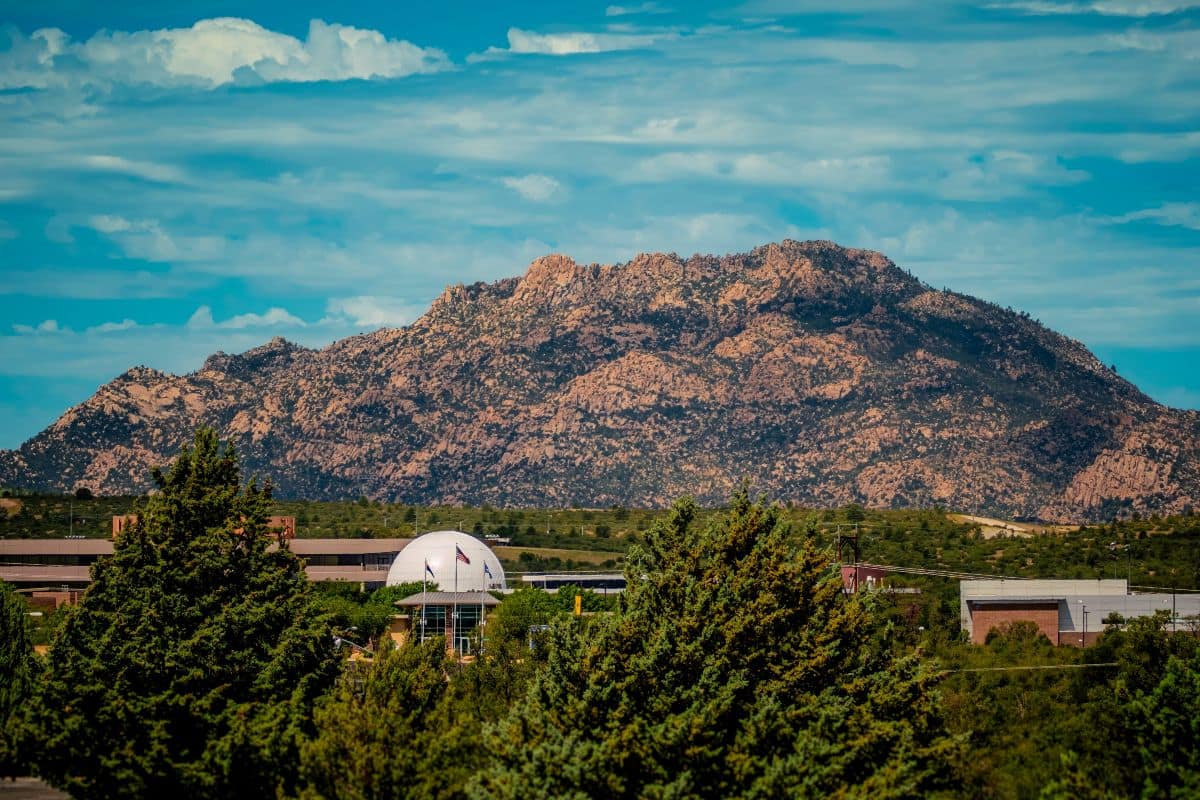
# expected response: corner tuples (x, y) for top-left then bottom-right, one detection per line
(2, 240), (1197, 522)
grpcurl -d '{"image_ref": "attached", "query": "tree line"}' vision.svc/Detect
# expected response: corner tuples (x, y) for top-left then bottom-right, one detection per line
(2, 428), (1198, 798)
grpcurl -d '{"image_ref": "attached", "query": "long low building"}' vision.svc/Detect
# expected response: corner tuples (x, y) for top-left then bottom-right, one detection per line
(0, 538), (411, 590)
(961, 579), (1200, 645)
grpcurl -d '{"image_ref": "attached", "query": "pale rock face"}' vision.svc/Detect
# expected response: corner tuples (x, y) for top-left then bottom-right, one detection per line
(1, 238), (1197, 523)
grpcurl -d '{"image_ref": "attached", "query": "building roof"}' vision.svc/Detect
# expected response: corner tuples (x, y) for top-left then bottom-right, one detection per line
(967, 597), (1061, 606)
(395, 591), (502, 607)
(0, 540), (114, 555)
(520, 573), (625, 583)
(0, 537), (408, 556)
(0, 565), (92, 583)
(287, 538), (410, 554)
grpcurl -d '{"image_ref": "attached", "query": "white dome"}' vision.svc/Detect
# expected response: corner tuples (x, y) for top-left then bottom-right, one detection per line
(386, 530), (507, 591)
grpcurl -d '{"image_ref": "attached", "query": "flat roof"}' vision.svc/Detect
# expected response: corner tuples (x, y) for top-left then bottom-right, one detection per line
(396, 591), (501, 607)
(0, 538), (409, 556)
(967, 597), (1061, 606)
(520, 573), (625, 582)
(0, 540), (114, 555)
(287, 538), (410, 554)
(0, 565), (92, 582)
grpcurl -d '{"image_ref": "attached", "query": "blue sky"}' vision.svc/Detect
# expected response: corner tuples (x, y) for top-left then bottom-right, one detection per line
(0, 0), (1198, 449)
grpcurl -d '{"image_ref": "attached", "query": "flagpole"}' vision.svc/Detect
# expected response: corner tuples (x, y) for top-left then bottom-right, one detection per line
(422, 557), (427, 644)
(453, 546), (459, 656)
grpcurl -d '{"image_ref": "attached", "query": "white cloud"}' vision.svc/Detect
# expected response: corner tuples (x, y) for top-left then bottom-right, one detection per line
(187, 305), (304, 329)
(12, 319), (64, 335)
(325, 296), (422, 328)
(81, 155), (184, 183)
(187, 306), (216, 328)
(502, 173), (563, 202)
(473, 27), (671, 59)
(86, 216), (224, 262)
(988, 0), (1200, 15)
(88, 319), (139, 333)
(628, 151), (893, 191)
(88, 214), (133, 234)
(1109, 203), (1200, 230)
(606, 2), (672, 15)
(0, 18), (449, 90)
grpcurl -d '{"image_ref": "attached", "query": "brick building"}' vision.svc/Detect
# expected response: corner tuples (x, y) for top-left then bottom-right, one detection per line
(960, 579), (1200, 646)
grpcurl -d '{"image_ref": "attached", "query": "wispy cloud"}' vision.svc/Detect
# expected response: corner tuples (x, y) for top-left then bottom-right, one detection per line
(606, 2), (672, 16)
(325, 296), (423, 327)
(0, 18), (449, 90)
(988, 0), (1200, 16)
(472, 27), (673, 59)
(1108, 203), (1200, 230)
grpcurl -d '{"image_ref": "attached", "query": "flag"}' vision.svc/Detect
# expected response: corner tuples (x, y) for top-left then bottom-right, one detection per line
(483, 562), (494, 579)
(456, 545), (471, 565)
(425, 560), (435, 578)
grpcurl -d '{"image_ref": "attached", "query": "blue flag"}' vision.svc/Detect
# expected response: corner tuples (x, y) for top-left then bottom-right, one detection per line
(425, 560), (435, 579)
(483, 562), (494, 579)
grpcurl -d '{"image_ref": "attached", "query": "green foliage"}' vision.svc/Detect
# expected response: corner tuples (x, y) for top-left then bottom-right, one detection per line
(30, 429), (341, 800)
(1127, 650), (1200, 799)
(0, 581), (39, 778)
(298, 639), (450, 800)
(487, 587), (564, 652)
(312, 581), (428, 644)
(473, 492), (959, 799)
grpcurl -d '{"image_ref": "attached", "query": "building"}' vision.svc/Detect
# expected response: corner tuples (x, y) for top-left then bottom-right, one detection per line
(396, 590), (502, 655)
(387, 531), (508, 655)
(0, 537), (410, 592)
(111, 515), (295, 539)
(840, 565), (888, 594)
(960, 579), (1200, 645)
(519, 572), (626, 592)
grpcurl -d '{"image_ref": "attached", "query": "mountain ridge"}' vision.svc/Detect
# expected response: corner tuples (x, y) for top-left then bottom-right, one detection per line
(2, 239), (1196, 522)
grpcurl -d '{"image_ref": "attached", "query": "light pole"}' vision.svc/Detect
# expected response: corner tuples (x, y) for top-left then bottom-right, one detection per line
(1079, 601), (1088, 647)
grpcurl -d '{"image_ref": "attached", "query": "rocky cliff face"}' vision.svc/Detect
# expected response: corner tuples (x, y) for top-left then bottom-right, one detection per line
(2, 239), (1197, 522)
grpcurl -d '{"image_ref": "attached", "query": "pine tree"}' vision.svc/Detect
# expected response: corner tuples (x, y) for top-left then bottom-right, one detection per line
(473, 491), (958, 799)
(0, 580), (39, 778)
(298, 639), (451, 800)
(32, 428), (340, 800)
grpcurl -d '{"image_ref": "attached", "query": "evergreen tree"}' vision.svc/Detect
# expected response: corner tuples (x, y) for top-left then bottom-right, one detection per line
(473, 491), (958, 799)
(0, 580), (39, 778)
(32, 428), (339, 800)
(299, 639), (451, 800)
(299, 638), (534, 800)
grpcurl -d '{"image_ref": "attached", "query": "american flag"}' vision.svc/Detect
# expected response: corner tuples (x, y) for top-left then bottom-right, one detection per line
(456, 545), (471, 565)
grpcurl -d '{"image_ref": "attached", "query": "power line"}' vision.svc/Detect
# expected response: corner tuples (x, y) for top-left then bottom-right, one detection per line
(944, 662), (1119, 674)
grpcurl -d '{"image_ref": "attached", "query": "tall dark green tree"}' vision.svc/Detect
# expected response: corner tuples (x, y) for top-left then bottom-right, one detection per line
(0, 580), (39, 778)
(32, 428), (339, 800)
(473, 491), (958, 799)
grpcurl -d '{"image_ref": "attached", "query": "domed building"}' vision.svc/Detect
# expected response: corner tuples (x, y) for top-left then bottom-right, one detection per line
(387, 530), (505, 655)
(386, 530), (506, 591)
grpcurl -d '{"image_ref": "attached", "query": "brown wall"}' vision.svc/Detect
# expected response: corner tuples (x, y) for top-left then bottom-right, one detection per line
(970, 603), (1060, 645)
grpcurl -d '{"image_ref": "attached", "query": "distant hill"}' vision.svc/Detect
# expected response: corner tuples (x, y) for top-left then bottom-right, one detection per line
(2, 239), (1196, 522)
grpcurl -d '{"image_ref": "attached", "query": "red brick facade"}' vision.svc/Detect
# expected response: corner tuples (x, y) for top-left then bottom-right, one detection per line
(969, 601), (1060, 645)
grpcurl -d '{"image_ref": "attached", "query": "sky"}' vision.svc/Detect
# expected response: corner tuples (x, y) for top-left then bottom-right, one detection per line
(0, 0), (1198, 449)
